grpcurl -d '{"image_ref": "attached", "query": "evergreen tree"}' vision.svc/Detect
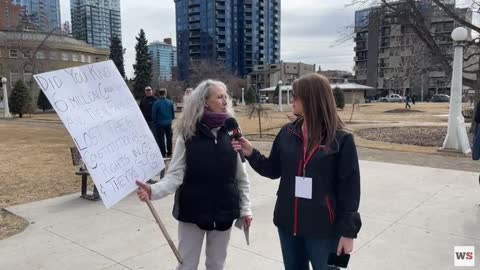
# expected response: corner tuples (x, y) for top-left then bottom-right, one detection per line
(9, 80), (31, 118)
(333, 87), (345, 109)
(245, 87), (257, 104)
(109, 35), (126, 79)
(133, 29), (152, 99)
(37, 90), (52, 111)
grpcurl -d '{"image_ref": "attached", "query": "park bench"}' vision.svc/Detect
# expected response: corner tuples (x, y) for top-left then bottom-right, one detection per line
(70, 147), (100, 201)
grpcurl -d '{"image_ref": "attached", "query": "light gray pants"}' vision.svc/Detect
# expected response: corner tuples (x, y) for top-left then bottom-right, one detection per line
(176, 222), (232, 270)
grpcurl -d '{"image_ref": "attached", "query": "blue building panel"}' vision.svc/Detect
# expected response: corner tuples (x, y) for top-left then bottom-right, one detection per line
(175, 0), (280, 80)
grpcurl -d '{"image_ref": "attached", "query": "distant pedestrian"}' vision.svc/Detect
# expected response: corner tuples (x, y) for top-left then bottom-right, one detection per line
(139, 86), (158, 133)
(472, 100), (480, 161)
(405, 95), (411, 109)
(152, 88), (175, 157)
(411, 95), (416, 105)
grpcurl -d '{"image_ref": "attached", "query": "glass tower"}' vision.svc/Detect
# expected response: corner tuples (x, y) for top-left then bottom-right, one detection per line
(70, 0), (122, 49)
(175, 0), (280, 80)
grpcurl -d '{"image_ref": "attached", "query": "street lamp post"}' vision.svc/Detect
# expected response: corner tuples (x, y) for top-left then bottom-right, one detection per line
(278, 80), (283, 112)
(241, 87), (245, 106)
(442, 27), (471, 154)
(1, 77), (12, 119)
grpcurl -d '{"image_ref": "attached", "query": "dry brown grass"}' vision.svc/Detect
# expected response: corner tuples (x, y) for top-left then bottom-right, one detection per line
(0, 122), (79, 209)
(0, 209), (29, 240)
(338, 102), (461, 123)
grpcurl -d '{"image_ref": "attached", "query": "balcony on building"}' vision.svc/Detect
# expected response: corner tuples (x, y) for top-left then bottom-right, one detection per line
(190, 48), (201, 55)
(216, 2), (225, 10)
(188, 7), (200, 14)
(188, 0), (200, 7)
(188, 15), (201, 22)
(189, 31), (201, 38)
(189, 38), (201, 46)
(189, 23), (201, 30)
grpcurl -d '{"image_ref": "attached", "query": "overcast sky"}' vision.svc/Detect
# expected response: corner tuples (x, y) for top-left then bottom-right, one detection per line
(59, 0), (478, 78)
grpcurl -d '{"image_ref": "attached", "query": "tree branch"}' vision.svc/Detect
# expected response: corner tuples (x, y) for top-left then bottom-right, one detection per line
(431, 0), (480, 33)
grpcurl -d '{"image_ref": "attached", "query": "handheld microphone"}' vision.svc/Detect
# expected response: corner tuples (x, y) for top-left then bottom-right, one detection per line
(224, 117), (245, 162)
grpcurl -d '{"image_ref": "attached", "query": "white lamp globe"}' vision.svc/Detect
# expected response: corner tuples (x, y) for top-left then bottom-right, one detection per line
(452, 27), (468, 42)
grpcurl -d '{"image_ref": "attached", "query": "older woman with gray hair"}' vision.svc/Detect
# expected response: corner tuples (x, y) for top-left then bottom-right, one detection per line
(136, 80), (253, 270)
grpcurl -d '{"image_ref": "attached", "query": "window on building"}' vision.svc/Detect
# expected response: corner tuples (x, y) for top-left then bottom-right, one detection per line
(87, 55), (92, 63)
(72, 53), (78, 62)
(62, 52), (69, 61)
(23, 50), (31, 58)
(36, 51), (46, 59)
(81, 54), (86, 62)
(9, 49), (18, 58)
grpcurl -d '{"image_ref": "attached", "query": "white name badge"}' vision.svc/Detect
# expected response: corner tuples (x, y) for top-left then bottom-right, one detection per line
(295, 176), (312, 199)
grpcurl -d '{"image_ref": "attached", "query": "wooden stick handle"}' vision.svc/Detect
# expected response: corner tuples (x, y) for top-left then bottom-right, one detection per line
(146, 200), (183, 264)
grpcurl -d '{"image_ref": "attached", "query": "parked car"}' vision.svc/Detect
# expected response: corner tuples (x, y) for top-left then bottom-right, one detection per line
(378, 94), (404, 103)
(259, 95), (269, 103)
(430, 94), (450, 102)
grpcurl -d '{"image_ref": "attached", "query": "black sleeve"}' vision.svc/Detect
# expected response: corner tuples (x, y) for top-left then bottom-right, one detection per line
(475, 101), (480, 123)
(245, 128), (283, 179)
(335, 133), (362, 238)
(139, 100), (146, 117)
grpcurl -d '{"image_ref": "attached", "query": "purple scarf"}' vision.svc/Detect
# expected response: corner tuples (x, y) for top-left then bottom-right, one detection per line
(202, 110), (229, 128)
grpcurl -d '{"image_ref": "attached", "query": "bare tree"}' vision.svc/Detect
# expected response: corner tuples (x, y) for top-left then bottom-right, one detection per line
(12, 19), (59, 114)
(347, 0), (479, 88)
(188, 60), (246, 99)
(247, 103), (269, 138)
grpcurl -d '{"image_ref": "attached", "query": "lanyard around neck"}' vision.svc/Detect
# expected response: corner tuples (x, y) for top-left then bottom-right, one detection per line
(302, 123), (320, 176)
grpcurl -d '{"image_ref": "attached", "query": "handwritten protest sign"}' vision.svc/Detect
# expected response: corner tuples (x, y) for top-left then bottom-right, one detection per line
(34, 61), (164, 208)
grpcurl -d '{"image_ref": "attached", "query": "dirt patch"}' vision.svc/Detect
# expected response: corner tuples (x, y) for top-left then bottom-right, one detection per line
(384, 109), (424, 113)
(0, 209), (29, 240)
(244, 134), (276, 141)
(357, 126), (474, 147)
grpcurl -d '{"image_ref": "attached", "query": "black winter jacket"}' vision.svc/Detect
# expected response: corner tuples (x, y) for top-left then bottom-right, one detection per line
(139, 96), (158, 123)
(247, 119), (362, 238)
(173, 123), (241, 231)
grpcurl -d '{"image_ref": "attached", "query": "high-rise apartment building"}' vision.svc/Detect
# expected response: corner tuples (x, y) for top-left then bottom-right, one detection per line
(174, 0), (280, 80)
(71, 0), (122, 49)
(148, 38), (178, 82)
(353, 0), (473, 99)
(10, 0), (61, 31)
(0, 0), (22, 30)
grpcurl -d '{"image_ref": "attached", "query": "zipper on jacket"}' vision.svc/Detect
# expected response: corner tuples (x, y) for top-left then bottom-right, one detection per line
(325, 195), (335, 225)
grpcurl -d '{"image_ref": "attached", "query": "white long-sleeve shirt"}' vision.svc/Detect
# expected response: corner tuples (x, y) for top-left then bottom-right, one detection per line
(150, 129), (252, 217)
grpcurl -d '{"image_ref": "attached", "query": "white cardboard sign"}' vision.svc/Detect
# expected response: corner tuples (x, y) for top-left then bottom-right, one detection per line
(34, 60), (164, 208)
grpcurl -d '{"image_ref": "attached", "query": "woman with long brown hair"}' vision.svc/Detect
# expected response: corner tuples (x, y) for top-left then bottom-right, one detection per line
(232, 73), (361, 270)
